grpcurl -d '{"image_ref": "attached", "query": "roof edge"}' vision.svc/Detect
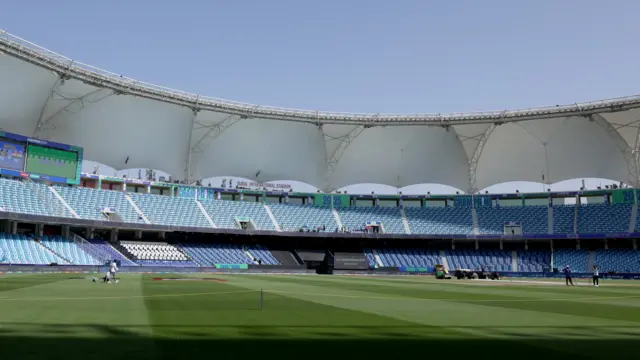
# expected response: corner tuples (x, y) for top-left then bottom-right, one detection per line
(2, 29), (640, 126)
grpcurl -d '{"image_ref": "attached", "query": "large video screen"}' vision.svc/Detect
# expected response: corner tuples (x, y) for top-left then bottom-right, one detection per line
(0, 139), (25, 171)
(25, 144), (79, 179)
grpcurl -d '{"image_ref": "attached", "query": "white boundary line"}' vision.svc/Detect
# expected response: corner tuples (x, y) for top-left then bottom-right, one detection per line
(0, 290), (256, 302)
(264, 289), (640, 303)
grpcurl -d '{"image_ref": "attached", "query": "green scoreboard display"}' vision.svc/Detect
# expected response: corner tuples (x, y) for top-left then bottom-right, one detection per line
(25, 144), (80, 180)
(0, 131), (83, 185)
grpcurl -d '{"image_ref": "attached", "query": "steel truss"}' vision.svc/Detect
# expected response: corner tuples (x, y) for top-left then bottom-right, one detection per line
(33, 83), (114, 139)
(323, 126), (365, 192)
(466, 124), (497, 194)
(2, 30), (640, 127)
(186, 113), (243, 181)
(590, 114), (640, 187)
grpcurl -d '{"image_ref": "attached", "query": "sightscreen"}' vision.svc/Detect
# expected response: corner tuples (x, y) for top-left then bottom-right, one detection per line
(0, 139), (25, 171)
(25, 144), (79, 179)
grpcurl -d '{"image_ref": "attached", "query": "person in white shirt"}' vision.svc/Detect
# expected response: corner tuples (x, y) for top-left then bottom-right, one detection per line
(592, 265), (599, 287)
(109, 260), (119, 283)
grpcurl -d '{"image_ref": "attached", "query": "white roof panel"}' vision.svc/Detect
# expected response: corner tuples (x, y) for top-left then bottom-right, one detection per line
(0, 30), (639, 191)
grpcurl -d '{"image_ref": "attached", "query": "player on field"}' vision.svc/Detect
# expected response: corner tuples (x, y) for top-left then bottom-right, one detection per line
(109, 259), (119, 283)
(563, 265), (574, 286)
(592, 265), (599, 287)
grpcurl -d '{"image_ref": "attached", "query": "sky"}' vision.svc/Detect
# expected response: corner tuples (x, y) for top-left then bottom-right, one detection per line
(1, 0), (637, 194)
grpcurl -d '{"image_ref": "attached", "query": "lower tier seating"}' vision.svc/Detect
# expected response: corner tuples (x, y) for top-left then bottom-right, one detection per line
(0, 233), (67, 265)
(120, 241), (193, 266)
(40, 235), (101, 265)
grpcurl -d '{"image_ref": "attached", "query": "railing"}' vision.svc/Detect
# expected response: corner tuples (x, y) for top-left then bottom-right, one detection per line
(71, 233), (110, 264)
(23, 178), (68, 218)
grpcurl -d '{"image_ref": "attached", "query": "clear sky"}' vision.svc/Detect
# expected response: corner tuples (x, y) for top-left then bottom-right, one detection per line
(2, 1), (637, 194)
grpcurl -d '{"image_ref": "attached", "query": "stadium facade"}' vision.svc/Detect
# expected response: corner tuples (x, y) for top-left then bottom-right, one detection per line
(2, 30), (640, 193)
(0, 30), (640, 279)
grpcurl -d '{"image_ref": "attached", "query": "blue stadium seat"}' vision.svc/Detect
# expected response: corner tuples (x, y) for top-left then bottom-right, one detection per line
(0, 233), (68, 265)
(476, 205), (547, 235)
(55, 186), (144, 223)
(0, 178), (72, 217)
(553, 249), (589, 272)
(595, 249), (640, 273)
(374, 248), (440, 268)
(40, 235), (101, 265)
(553, 205), (575, 234)
(180, 243), (253, 266)
(404, 207), (474, 235)
(130, 193), (210, 227)
(577, 204), (632, 233)
(363, 248), (377, 267)
(201, 199), (276, 230)
(337, 207), (405, 234)
(247, 245), (279, 265)
(445, 250), (511, 272)
(517, 250), (551, 272)
(270, 203), (336, 232)
(87, 239), (137, 266)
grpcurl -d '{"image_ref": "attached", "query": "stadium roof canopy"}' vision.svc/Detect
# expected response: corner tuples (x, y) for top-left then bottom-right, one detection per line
(1, 30), (640, 193)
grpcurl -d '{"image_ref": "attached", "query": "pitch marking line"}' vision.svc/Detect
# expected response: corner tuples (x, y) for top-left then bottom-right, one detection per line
(265, 290), (640, 303)
(0, 290), (255, 302)
(1, 289), (638, 303)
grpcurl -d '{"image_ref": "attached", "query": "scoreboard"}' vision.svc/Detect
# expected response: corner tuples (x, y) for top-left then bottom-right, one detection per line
(0, 131), (83, 184)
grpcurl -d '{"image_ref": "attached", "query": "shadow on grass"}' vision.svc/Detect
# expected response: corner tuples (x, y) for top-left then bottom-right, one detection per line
(1, 324), (640, 360)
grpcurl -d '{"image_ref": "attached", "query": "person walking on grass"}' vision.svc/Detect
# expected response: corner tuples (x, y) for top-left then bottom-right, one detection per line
(563, 265), (575, 286)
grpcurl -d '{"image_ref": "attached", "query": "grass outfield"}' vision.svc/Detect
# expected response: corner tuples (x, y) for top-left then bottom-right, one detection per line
(1, 274), (640, 360)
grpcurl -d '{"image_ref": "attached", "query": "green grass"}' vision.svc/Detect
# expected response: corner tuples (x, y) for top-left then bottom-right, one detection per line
(1, 273), (640, 359)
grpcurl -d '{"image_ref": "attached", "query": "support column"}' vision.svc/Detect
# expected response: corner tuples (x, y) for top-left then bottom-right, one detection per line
(475, 238), (479, 250)
(633, 239), (638, 250)
(62, 225), (70, 238)
(451, 239), (455, 250)
(10, 221), (17, 234)
(576, 239), (581, 250)
(110, 229), (119, 243)
(86, 227), (95, 239)
(499, 239), (503, 250)
(604, 238), (609, 250)
(135, 230), (143, 239)
(36, 224), (44, 237)
(524, 239), (528, 251)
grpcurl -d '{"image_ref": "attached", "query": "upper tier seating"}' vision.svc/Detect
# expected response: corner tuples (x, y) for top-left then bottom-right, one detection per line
(445, 250), (512, 272)
(553, 205), (575, 234)
(130, 193), (210, 227)
(0, 233), (67, 264)
(577, 204), (632, 233)
(55, 186), (144, 223)
(517, 251), (551, 272)
(337, 207), (405, 234)
(595, 249), (640, 273)
(553, 249), (589, 272)
(200, 199), (276, 230)
(0, 178), (71, 217)
(270, 204), (336, 231)
(376, 248), (441, 268)
(404, 207), (474, 235)
(476, 205), (547, 235)
(40, 235), (101, 265)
